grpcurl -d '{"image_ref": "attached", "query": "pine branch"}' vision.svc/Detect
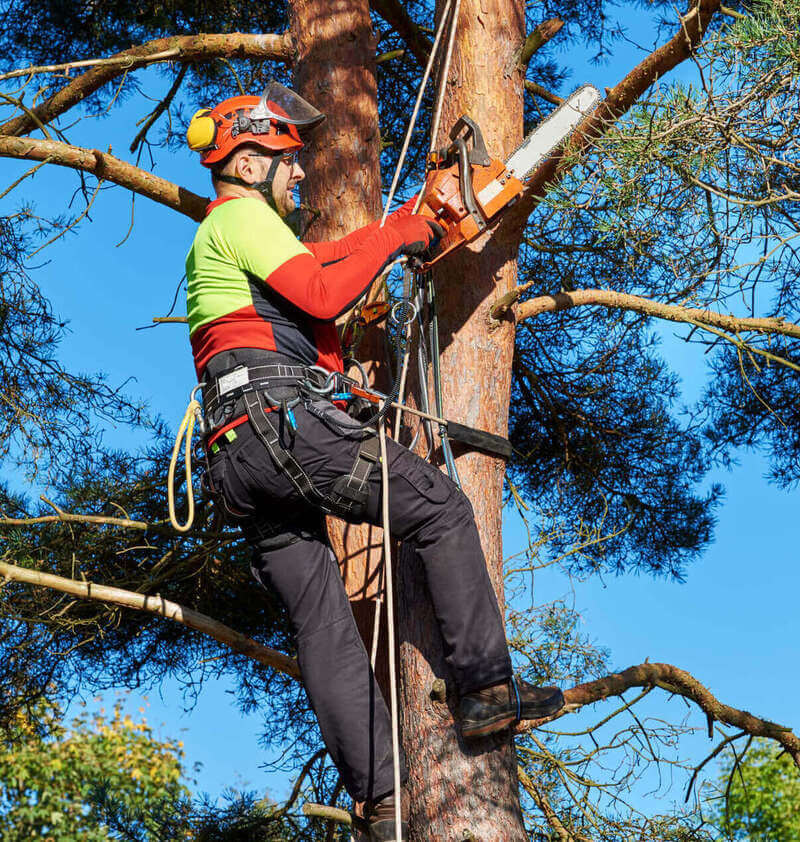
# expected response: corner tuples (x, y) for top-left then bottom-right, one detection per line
(0, 560), (301, 680)
(0, 135), (207, 220)
(495, 287), (800, 342)
(520, 662), (800, 770)
(369, 0), (432, 68)
(523, 80), (564, 106)
(509, 18), (564, 75)
(507, 0), (723, 228)
(0, 32), (294, 138)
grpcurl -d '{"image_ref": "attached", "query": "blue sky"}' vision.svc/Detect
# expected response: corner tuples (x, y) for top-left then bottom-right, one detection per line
(2, 3), (797, 823)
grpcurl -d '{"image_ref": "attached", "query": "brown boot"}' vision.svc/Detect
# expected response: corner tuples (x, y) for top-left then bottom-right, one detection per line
(361, 789), (409, 841)
(460, 676), (564, 738)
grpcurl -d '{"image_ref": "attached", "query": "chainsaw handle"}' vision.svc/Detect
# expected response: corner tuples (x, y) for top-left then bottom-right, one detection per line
(449, 115), (491, 167)
(454, 137), (487, 233)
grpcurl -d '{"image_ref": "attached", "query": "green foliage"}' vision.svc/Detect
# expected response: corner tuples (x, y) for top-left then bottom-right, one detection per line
(709, 739), (800, 842)
(0, 698), (190, 840)
(509, 0), (800, 572)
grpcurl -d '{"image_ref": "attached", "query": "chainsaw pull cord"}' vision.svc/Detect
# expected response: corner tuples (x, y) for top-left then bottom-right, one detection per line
(168, 383), (205, 533)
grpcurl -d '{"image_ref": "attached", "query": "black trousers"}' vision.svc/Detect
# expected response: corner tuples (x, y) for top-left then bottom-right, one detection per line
(206, 395), (513, 801)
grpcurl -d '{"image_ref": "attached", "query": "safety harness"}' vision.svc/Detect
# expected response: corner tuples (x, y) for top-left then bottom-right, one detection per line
(201, 361), (384, 522)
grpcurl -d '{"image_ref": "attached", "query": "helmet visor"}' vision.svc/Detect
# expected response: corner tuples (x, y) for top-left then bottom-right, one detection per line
(250, 80), (326, 129)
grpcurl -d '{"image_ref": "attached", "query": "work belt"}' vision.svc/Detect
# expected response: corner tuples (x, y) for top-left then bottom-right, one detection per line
(204, 362), (380, 521)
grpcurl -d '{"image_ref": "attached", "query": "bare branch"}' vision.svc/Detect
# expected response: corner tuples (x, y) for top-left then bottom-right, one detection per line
(0, 32), (294, 138)
(517, 765), (575, 842)
(369, 0), (432, 68)
(523, 80), (564, 106)
(0, 135), (207, 220)
(509, 18), (564, 75)
(0, 560), (300, 680)
(130, 63), (188, 153)
(521, 662), (800, 770)
(497, 288), (800, 342)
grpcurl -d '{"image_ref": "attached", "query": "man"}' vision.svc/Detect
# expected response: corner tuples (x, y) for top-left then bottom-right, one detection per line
(185, 82), (564, 840)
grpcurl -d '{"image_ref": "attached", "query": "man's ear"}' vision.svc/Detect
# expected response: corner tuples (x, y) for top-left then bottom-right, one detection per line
(233, 152), (250, 184)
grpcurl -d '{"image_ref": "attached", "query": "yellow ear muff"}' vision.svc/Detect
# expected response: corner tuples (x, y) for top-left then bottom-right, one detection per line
(186, 108), (217, 151)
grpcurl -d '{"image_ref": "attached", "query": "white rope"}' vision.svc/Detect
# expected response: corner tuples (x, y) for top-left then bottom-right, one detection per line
(428, 0), (463, 161)
(373, 6), (463, 838)
(378, 411), (403, 842)
(380, 0), (454, 228)
(391, 0), (462, 441)
(167, 398), (202, 532)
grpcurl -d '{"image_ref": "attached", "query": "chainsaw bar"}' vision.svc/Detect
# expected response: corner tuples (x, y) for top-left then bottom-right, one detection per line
(503, 84), (602, 183)
(417, 84), (602, 270)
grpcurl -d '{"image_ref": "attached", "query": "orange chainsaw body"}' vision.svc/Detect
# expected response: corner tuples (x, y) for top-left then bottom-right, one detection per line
(417, 121), (525, 269)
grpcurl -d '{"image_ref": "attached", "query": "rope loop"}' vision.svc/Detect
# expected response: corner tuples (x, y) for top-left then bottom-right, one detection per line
(168, 397), (203, 533)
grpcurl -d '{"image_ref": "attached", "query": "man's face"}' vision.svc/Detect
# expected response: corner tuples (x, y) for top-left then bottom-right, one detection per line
(269, 151), (305, 217)
(224, 148), (305, 217)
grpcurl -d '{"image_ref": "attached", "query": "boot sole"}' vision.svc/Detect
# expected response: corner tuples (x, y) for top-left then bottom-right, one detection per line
(461, 712), (517, 738)
(461, 696), (566, 739)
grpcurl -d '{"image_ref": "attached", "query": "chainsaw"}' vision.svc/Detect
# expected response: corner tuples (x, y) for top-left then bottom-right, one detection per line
(417, 84), (602, 268)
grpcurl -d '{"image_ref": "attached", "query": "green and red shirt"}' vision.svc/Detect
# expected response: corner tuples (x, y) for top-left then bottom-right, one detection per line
(186, 196), (411, 378)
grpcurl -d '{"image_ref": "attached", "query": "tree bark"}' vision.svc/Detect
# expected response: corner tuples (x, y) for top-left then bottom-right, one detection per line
(396, 1), (528, 839)
(288, 0), (394, 703)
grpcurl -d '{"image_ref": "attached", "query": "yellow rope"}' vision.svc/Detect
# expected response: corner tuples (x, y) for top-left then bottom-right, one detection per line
(168, 398), (203, 532)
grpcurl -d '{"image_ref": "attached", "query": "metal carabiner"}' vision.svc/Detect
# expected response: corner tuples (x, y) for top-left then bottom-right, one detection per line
(189, 381), (207, 435)
(303, 365), (337, 396)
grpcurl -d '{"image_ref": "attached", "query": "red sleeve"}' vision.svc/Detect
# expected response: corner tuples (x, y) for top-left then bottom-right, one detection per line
(303, 195), (417, 265)
(265, 224), (406, 321)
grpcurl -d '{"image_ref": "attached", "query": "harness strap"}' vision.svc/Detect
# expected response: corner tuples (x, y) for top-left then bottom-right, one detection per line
(327, 433), (381, 516)
(204, 363), (315, 416)
(243, 390), (326, 508)
(241, 387), (380, 520)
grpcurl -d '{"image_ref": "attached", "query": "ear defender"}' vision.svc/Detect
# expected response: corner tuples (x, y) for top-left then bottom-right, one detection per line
(187, 108), (217, 151)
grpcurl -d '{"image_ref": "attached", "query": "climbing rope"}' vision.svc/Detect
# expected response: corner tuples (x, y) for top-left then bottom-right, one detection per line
(167, 384), (205, 532)
(373, 2), (463, 838)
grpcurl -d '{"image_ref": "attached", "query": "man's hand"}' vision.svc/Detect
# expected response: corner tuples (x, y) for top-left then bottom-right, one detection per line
(392, 216), (446, 262)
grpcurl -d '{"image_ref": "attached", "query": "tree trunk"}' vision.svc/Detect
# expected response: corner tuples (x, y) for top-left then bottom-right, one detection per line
(396, 0), (527, 839)
(291, 0), (527, 837)
(289, 0), (392, 695)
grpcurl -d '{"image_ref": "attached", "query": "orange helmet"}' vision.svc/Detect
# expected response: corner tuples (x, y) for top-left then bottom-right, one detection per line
(187, 81), (325, 168)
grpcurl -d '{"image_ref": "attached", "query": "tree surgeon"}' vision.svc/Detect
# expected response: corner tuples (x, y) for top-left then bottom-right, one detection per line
(184, 82), (565, 840)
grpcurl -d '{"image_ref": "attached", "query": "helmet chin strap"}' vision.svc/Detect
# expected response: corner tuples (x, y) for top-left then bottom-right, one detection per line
(215, 154), (284, 213)
(215, 156), (307, 235)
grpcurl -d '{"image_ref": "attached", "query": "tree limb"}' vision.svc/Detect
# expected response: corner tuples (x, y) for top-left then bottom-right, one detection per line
(0, 32), (294, 138)
(302, 803), (353, 825)
(0, 560), (300, 680)
(523, 80), (564, 106)
(369, 0), (432, 68)
(517, 765), (574, 842)
(509, 18), (564, 75)
(522, 662), (800, 770)
(0, 135), (207, 221)
(496, 287), (800, 341)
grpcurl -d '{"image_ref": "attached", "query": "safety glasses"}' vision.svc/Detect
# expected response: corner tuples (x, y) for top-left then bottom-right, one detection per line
(248, 150), (300, 169)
